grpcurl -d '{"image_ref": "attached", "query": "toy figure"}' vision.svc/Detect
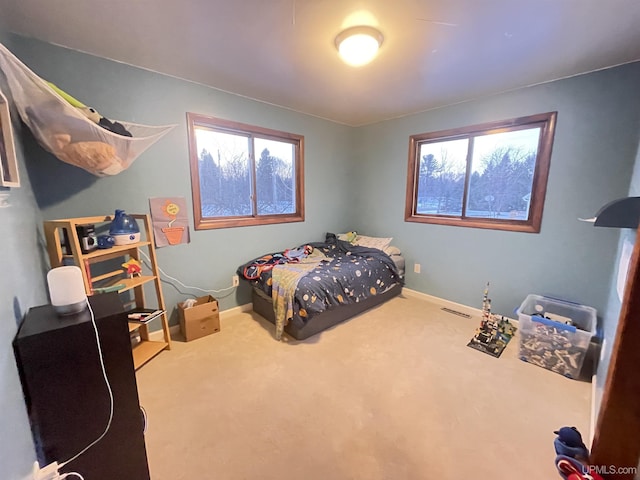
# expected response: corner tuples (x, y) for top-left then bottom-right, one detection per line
(554, 426), (589, 461)
(553, 426), (603, 480)
(467, 282), (517, 358)
(122, 258), (142, 278)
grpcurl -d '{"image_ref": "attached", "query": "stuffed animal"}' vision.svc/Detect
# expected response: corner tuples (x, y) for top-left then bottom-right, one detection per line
(47, 81), (132, 136)
(552, 426), (604, 480)
(553, 426), (589, 461)
(47, 81), (101, 122)
(98, 116), (132, 137)
(46, 81), (87, 109)
(53, 133), (124, 176)
(78, 106), (101, 124)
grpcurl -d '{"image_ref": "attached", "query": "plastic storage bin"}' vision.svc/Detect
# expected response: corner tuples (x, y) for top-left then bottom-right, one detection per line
(516, 294), (597, 379)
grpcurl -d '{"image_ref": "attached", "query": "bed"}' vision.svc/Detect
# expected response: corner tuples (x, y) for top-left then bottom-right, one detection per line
(238, 232), (405, 340)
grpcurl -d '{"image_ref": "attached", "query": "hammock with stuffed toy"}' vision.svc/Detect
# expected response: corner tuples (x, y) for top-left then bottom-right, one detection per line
(0, 43), (175, 176)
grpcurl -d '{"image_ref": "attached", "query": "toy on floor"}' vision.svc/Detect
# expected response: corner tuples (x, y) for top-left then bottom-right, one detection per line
(520, 324), (585, 378)
(553, 426), (603, 480)
(467, 282), (517, 358)
(554, 426), (589, 462)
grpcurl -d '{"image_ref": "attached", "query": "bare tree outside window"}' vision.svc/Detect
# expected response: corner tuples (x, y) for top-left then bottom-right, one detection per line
(187, 114), (304, 230)
(406, 112), (556, 233)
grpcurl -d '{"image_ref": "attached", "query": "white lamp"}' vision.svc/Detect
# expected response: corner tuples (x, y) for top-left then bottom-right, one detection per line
(47, 266), (87, 315)
(335, 25), (384, 67)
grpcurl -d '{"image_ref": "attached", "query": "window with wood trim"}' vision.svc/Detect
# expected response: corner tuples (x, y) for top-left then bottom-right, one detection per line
(405, 112), (557, 233)
(187, 113), (304, 230)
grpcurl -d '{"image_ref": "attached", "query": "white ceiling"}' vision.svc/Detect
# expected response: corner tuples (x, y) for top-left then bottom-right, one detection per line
(2, 0), (640, 126)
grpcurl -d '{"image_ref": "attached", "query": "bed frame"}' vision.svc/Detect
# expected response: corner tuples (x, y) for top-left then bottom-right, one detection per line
(251, 283), (403, 340)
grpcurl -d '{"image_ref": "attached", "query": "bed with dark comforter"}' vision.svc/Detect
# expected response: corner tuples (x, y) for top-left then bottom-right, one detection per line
(238, 233), (404, 340)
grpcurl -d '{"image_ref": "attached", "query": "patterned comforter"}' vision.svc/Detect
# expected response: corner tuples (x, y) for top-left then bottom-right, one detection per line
(238, 233), (404, 330)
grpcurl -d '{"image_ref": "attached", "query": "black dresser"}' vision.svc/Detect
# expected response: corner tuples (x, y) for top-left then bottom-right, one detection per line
(13, 292), (150, 479)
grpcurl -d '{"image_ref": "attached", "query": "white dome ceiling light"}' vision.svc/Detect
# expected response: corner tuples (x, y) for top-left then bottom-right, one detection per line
(335, 26), (384, 67)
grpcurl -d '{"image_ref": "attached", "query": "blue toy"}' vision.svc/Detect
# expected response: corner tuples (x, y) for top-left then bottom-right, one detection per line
(553, 426), (589, 461)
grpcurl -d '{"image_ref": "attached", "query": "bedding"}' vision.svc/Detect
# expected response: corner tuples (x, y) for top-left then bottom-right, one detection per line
(353, 234), (393, 251)
(238, 233), (404, 339)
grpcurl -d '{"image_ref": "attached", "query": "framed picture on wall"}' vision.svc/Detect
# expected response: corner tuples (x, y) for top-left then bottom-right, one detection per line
(0, 88), (19, 187)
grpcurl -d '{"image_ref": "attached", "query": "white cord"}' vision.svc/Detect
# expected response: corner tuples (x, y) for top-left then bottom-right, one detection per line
(139, 250), (237, 293)
(60, 473), (85, 480)
(58, 298), (114, 469)
(140, 405), (148, 434)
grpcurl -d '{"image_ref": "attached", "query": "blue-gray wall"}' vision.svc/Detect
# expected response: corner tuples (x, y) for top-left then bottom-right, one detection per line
(595, 136), (640, 416)
(353, 63), (640, 317)
(1, 32), (640, 479)
(7, 35), (355, 325)
(0, 32), (48, 480)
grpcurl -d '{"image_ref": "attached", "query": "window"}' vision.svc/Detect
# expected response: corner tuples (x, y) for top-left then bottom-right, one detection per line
(405, 112), (557, 233)
(187, 113), (304, 230)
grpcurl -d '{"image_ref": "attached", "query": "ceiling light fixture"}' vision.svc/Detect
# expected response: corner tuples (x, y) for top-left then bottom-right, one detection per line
(335, 26), (383, 67)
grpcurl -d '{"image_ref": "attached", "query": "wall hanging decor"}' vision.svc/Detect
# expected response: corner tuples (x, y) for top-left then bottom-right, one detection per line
(149, 197), (190, 247)
(0, 87), (19, 187)
(0, 43), (175, 176)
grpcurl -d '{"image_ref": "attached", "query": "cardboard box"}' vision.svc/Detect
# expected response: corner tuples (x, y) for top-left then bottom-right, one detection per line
(178, 295), (220, 341)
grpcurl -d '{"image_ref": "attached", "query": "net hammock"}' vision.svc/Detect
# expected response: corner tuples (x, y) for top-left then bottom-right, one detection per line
(0, 43), (175, 176)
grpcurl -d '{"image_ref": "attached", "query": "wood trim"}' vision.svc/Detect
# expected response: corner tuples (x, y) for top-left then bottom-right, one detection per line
(590, 227), (640, 478)
(404, 112), (557, 234)
(195, 213), (305, 230)
(187, 113), (303, 142)
(186, 112), (305, 231)
(405, 135), (420, 221)
(408, 111), (557, 143)
(404, 214), (541, 232)
(248, 130), (258, 219)
(528, 111), (556, 233)
(295, 137), (305, 224)
(186, 112), (205, 231)
(460, 136), (475, 217)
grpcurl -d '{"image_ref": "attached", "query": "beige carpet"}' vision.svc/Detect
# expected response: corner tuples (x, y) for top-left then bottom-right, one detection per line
(136, 293), (591, 480)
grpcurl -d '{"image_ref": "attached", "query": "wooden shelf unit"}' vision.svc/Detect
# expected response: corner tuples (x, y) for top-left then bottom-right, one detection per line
(43, 214), (171, 369)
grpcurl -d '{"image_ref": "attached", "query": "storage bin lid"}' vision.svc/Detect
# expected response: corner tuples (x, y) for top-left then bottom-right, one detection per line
(517, 294), (597, 334)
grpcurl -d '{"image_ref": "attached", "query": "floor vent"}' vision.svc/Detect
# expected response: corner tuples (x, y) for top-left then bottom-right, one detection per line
(441, 307), (471, 318)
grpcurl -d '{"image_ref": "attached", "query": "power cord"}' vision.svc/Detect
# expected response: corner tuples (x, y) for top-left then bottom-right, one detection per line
(58, 298), (114, 470)
(32, 462), (85, 480)
(60, 473), (85, 480)
(138, 250), (236, 294)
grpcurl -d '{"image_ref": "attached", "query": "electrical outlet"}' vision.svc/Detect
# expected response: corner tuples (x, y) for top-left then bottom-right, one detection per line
(232, 275), (239, 287)
(414, 263), (421, 274)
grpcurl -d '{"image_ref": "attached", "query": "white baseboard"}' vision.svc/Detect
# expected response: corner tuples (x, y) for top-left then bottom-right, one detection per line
(402, 288), (482, 316)
(148, 302), (253, 341)
(402, 288), (518, 324)
(220, 302), (253, 319)
(404, 287), (596, 442)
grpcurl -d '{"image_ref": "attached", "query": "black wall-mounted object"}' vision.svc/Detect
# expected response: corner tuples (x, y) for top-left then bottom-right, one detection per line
(593, 197), (640, 228)
(12, 293), (151, 480)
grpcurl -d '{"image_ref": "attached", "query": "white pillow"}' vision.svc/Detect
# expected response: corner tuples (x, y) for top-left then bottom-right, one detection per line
(383, 245), (401, 256)
(355, 235), (393, 251)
